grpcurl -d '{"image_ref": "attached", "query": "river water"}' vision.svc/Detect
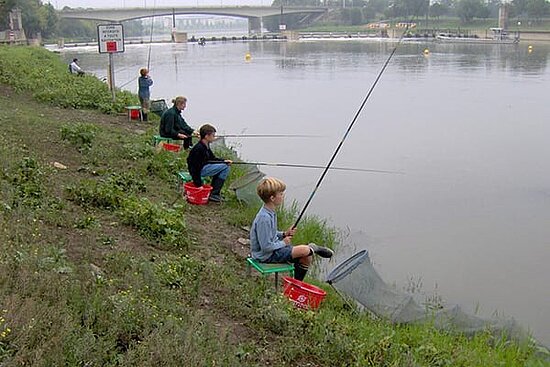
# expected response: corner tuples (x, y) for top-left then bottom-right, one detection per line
(55, 38), (550, 345)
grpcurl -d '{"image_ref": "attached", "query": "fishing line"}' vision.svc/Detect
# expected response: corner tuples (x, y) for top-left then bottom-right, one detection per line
(146, 0), (157, 71)
(292, 25), (412, 229)
(209, 160), (401, 175)
(218, 134), (324, 138)
(118, 0), (157, 89)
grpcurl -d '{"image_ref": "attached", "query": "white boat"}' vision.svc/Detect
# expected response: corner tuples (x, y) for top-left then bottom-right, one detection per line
(436, 28), (519, 44)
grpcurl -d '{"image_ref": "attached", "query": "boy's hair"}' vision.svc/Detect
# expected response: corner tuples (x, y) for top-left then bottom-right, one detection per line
(172, 96), (187, 105)
(257, 177), (286, 203)
(199, 124), (217, 139)
(139, 68), (148, 76)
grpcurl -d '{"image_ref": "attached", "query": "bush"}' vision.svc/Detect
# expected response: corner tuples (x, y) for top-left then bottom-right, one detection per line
(0, 46), (136, 113)
(60, 123), (98, 153)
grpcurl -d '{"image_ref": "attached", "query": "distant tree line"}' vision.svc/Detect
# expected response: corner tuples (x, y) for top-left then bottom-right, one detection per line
(272, 0), (549, 26)
(0, 0), (57, 38)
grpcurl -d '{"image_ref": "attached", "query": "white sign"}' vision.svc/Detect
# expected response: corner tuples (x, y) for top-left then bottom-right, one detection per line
(97, 24), (124, 54)
(279, 24), (287, 31)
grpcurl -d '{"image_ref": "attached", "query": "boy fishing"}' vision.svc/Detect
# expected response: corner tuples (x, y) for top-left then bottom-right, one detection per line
(186, 124), (232, 203)
(250, 177), (333, 281)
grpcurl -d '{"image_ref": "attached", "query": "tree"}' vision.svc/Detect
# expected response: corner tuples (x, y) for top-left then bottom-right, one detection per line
(526, 0), (548, 20)
(456, 0), (485, 22)
(511, 0), (528, 15)
(0, 0), (59, 38)
(430, 2), (449, 18)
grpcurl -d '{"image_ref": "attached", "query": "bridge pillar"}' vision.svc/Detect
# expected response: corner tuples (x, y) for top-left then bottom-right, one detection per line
(248, 17), (262, 35)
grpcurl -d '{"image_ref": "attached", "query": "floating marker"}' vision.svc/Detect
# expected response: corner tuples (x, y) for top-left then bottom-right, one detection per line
(423, 48), (430, 55)
(245, 52), (251, 62)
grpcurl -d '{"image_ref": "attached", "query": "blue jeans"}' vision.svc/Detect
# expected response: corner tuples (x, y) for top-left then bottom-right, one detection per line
(264, 245), (299, 264)
(200, 163), (230, 181)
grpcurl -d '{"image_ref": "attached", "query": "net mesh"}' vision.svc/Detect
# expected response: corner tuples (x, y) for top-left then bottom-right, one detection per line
(229, 166), (265, 206)
(327, 251), (548, 349)
(150, 99), (168, 117)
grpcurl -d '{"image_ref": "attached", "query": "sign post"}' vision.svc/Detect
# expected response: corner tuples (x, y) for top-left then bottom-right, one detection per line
(97, 24), (124, 102)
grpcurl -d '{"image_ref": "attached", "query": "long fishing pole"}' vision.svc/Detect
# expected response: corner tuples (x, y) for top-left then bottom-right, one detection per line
(218, 134), (324, 138)
(209, 160), (401, 175)
(292, 26), (411, 229)
(146, 0), (157, 71)
(118, 0), (157, 89)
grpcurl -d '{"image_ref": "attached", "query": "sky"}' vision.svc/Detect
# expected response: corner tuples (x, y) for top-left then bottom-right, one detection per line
(49, 0), (266, 9)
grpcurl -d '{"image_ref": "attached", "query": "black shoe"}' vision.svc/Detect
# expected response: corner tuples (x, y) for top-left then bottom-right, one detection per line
(308, 243), (334, 258)
(209, 194), (222, 202)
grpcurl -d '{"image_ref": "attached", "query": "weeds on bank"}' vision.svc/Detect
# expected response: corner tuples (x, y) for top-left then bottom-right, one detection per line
(65, 174), (189, 250)
(60, 123), (99, 153)
(0, 46), (136, 113)
(0, 46), (545, 366)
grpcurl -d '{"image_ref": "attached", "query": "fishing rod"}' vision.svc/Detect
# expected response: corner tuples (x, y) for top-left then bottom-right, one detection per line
(119, 0), (157, 89)
(209, 161), (401, 175)
(217, 134), (324, 138)
(292, 25), (413, 229)
(146, 0), (157, 71)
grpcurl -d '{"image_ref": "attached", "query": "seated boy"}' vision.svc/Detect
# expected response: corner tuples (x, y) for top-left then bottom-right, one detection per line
(186, 124), (232, 203)
(250, 177), (333, 281)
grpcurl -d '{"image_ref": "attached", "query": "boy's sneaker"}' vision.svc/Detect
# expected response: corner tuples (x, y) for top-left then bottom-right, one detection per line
(308, 243), (334, 258)
(209, 194), (222, 203)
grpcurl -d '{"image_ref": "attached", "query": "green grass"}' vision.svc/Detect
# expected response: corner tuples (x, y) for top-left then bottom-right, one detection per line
(0, 46), (548, 366)
(0, 46), (137, 113)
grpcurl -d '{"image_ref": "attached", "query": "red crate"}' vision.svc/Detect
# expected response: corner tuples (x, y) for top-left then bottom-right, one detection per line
(282, 276), (327, 310)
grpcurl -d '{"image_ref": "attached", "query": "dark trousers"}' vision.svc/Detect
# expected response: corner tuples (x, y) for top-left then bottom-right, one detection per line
(183, 137), (193, 150)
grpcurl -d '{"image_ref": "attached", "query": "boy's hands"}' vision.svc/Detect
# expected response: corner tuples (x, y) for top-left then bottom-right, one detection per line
(283, 227), (296, 238)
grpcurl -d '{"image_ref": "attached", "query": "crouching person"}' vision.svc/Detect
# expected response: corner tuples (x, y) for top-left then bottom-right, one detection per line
(187, 124), (231, 203)
(250, 177), (333, 281)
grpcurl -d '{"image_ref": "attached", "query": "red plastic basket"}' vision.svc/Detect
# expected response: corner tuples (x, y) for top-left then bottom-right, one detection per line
(184, 182), (212, 205)
(129, 109), (141, 119)
(282, 276), (327, 310)
(162, 143), (181, 152)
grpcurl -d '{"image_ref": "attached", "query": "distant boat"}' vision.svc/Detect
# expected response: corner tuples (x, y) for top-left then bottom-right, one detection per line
(436, 28), (519, 44)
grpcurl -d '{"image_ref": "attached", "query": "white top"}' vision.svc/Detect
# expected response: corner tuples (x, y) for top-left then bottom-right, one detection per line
(69, 61), (83, 74)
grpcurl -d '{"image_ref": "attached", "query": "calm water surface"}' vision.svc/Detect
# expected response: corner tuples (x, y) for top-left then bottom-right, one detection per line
(58, 39), (550, 345)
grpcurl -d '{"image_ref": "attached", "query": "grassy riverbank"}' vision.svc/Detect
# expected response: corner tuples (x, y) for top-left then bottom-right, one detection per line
(0, 45), (548, 366)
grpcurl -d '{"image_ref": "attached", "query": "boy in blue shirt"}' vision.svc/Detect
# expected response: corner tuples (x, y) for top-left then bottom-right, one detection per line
(250, 177), (333, 281)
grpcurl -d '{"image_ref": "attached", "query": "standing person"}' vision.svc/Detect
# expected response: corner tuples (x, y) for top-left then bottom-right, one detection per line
(187, 124), (231, 203)
(250, 177), (333, 281)
(69, 58), (84, 76)
(159, 96), (194, 149)
(138, 68), (153, 121)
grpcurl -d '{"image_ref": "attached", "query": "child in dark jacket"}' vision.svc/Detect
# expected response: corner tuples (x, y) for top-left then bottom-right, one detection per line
(186, 124), (232, 203)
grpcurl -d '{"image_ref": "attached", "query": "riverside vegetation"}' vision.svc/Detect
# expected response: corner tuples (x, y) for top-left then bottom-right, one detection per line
(0, 46), (548, 366)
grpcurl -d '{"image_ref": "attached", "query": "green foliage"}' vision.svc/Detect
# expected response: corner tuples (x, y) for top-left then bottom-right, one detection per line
(155, 255), (204, 293)
(276, 202), (337, 250)
(118, 199), (189, 250)
(456, 0), (489, 22)
(3, 157), (45, 209)
(145, 150), (188, 182)
(66, 179), (125, 209)
(60, 123), (98, 153)
(0, 0), (57, 38)
(0, 46), (546, 367)
(65, 172), (188, 249)
(0, 46), (137, 113)
(73, 214), (99, 229)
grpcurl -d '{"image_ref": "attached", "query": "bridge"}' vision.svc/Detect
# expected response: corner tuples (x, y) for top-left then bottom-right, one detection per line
(58, 6), (328, 34)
